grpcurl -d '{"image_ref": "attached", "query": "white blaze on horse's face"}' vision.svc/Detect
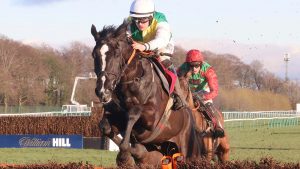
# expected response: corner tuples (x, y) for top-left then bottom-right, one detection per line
(99, 44), (109, 92)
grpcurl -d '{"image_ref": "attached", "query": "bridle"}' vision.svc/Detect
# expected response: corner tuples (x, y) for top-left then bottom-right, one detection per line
(95, 38), (137, 91)
(96, 36), (155, 92)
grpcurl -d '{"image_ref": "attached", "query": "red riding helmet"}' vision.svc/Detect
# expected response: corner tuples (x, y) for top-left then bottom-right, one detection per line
(185, 49), (204, 63)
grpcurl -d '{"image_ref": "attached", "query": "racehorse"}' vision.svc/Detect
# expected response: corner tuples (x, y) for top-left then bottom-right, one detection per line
(91, 21), (203, 167)
(178, 73), (230, 162)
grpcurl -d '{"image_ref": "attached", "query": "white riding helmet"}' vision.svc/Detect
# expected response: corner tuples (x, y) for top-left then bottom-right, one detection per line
(130, 0), (155, 18)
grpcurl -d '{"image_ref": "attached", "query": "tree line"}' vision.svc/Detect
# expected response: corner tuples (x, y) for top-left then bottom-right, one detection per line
(0, 36), (299, 111)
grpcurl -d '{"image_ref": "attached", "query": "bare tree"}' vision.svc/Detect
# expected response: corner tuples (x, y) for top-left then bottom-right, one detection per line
(0, 38), (19, 108)
(172, 45), (187, 67)
(283, 81), (300, 110)
(60, 42), (94, 104)
(249, 60), (265, 90)
(235, 64), (253, 88)
(206, 53), (243, 89)
(262, 72), (284, 93)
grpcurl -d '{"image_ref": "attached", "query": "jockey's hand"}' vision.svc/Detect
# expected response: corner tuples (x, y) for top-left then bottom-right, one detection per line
(193, 92), (205, 102)
(185, 70), (193, 78)
(132, 41), (146, 52)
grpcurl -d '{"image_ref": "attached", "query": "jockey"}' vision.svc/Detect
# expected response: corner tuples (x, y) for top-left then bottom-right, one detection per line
(127, 0), (187, 109)
(177, 49), (224, 138)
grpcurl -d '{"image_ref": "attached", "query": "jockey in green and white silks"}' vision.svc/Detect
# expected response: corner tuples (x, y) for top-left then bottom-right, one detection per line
(126, 0), (187, 109)
(127, 11), (174, 62)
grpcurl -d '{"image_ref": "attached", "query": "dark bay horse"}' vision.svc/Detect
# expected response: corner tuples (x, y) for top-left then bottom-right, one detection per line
(91, 21), (203, 166)
(178, 73), (230, 162)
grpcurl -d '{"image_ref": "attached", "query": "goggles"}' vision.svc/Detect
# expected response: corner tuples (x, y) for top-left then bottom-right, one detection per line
(190, 63), (201, 68)
(132, 17), (150, 24)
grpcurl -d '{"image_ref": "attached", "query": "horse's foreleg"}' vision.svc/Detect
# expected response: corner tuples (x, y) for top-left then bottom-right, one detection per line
(216, 133), (230, 162)
(99, 117), (122, 146)
(203, 136), (213, 161)
(99, 116), (135, 167)
(215, 117), (230, 163)
(177, 109), (206, 162)
(119, 106), (142, 152)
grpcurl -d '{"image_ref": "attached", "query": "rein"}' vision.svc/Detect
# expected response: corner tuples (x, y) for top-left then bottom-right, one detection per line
(127, 49), (136, 64)
(127, 48), (156, 65)
(105, 41), (156, 89)
(122, 48), (155, 85)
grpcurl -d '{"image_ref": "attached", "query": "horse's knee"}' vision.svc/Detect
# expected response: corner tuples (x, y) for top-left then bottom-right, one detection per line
(220, 143), (230, 161)
(116, 151), (135, 167)
(131, 143), (147, 159)
(219, 136), (230, 152)
(131, 144), (162, 167)
(119, 141), (128, 152)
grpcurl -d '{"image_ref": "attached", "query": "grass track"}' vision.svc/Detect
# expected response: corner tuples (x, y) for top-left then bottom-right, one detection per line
(227, 124), (300, 163)
(0, 148), (117, 167)
(0, 125), (299, 167)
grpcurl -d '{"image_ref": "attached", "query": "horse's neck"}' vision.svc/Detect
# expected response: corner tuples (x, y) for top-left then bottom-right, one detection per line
(124, 58), (143, 79)
(181, 77), (209, 131)
(120, 58), (168, 105)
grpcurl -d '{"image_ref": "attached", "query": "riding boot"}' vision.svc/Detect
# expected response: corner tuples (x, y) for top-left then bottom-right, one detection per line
(204, 102), (225, 138)
(161, 60), (188, 110)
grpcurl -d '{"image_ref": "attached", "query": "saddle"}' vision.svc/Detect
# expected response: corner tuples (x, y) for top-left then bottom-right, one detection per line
(149, 58), (176, 96)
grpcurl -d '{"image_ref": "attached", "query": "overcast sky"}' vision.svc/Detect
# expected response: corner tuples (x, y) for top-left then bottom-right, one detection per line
(1, 0), (300, 80)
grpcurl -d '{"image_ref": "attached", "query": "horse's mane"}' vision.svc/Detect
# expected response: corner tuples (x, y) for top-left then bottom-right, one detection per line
(100, 20), (129, 40)
(115, 19), (129, 38)
(99, 25), (116, 38)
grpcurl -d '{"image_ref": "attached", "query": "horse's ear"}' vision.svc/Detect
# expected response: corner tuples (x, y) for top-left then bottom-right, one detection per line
(185, 70), (193, 79)
(91, 24), (100, 41)
(115, 19), (129, 38)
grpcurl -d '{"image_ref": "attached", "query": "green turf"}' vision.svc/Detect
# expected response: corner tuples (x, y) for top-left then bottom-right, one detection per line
(0, 148), (117, 167)
(226, 124), (300, 163)
(0, 125), (299, 166)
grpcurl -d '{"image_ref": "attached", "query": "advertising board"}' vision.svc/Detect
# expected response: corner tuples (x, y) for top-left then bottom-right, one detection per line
(0, 135), (82, 149)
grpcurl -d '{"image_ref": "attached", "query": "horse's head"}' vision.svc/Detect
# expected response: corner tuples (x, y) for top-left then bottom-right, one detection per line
(91, 21), (131, 103)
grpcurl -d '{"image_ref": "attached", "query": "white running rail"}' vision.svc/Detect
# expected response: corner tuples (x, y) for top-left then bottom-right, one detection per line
(223, 111), (300, 122)
(1, 111), (299, 121)
(0, 111), (91, 117)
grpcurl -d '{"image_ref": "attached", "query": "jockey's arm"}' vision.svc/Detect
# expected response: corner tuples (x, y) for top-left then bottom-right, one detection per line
(203, 67), (219, 100)
(144, 22), (171, 51)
